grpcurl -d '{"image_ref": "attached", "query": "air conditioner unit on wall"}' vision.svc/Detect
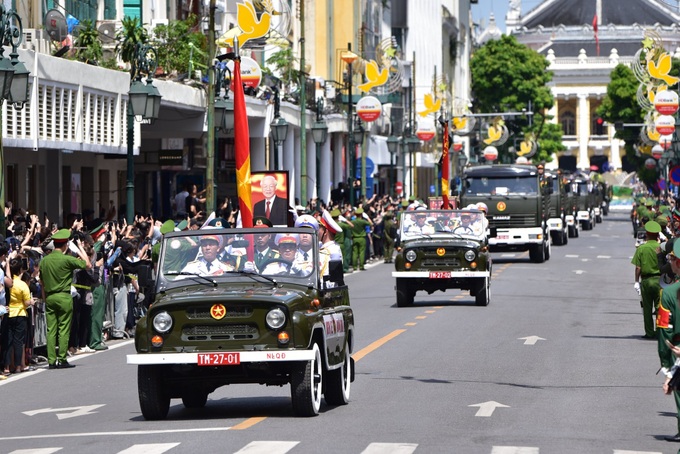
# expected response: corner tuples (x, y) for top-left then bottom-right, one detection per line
(97, 21), (117, 46)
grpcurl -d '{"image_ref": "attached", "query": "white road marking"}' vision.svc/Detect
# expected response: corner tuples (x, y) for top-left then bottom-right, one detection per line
(23, 405), (105, 420)
(518, 336), (545, 345)
(573, 270), (585, 275)
(233, 441), (299, 454)
(469, 400), (510, 417)
(9, 449), (63, 454)
(612, 451), (662, 454)
(597, 255), (611, 259)
(0, 427), (233, 441)
(118, 444), (180, 454)
(566, 254), (579, 258)
(581, 258), (590, 262)
(501, 254), (517, 257)
(491, 447), (539, 454)
(361, 443), (418, 454)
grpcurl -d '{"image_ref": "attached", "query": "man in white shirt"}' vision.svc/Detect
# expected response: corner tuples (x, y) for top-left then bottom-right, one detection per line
(181, 235), (232, 275)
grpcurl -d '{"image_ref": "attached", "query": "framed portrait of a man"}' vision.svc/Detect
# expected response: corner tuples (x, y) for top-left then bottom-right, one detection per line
(251, 171), (290, 226)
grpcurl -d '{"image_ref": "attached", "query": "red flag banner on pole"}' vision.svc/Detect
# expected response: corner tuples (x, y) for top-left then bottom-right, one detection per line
(592, 14), (599, 57)
(234, 57), (253, 228)
(441, 121), (450, 209)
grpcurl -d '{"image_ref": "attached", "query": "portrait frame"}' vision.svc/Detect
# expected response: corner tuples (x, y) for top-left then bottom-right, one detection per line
(251, 171), (290, 227)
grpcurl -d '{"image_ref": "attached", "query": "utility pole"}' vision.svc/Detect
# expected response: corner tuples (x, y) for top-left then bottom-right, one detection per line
(299, 0), (307, 205)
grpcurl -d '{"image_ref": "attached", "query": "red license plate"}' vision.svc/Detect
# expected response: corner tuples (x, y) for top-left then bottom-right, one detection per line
(429, 271), (451, 279)
(197, 352), (240, 366)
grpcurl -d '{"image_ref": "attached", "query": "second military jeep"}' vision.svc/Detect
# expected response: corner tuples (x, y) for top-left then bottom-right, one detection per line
(392, 209), (491, 307)
(127, 227), (354, 419)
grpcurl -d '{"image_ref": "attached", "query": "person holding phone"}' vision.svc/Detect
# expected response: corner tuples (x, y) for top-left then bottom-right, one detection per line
(2, 257), (34, 374)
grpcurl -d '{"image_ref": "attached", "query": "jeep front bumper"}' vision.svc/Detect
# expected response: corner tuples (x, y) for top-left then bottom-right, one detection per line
(127, 350), (315, 365)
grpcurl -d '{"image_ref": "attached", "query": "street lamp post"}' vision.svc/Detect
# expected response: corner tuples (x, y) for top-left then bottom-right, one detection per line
(126, 43), (161, 223)
(353, 117), (365, 201)
(311, 97), (328, 201)
(0, 5), (29, 234)
(341, 45), (358, 206)
(386, 135), (399, 197)
(207, 60), (234, 213)
(270, 85), (288, 170)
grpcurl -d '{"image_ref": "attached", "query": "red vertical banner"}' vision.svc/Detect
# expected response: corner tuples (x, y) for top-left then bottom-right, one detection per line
(234, 58), (253, 228)
(441, 121), (450, 209)
(592, 14), (599, 56)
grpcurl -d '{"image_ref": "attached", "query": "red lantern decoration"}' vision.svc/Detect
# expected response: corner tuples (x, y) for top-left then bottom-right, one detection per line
(483, 146), (498, 162)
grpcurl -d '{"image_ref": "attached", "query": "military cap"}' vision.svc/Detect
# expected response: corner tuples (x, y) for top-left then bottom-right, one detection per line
(645, 199), (655, 207)
(673, 209), (680, 221)
(208, 217), (229, 228)
(330, 208), (341, 218)
(401, 200), (409, 208)
(319, 210), (342, 234)
(295, 214), (319, 230)
(89, 223), (106, 239)
(408, 196), (415, 202)
(52, 229), (71, 242)
(355, 207), (364, 215)
(253, 216), (273, 228)
(275, 233), (299, 246)
(199, 234), (223, 247)
(656, 215), (669, 228)
(176, 220), (188, 231)
(645, 220), (661, 234)
(160, 219), (175, 235)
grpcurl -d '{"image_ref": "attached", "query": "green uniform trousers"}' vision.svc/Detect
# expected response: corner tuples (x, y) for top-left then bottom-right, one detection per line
(89, 284), (106, 349)
(641, 276), (661, 338)
(352, 237), (367, 270)
(45, 292), (74, 365)
(384, 238), (394, 263)
(343, 238), (352, 272)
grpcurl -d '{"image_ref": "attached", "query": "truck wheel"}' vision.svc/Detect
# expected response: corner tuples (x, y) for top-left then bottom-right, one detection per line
(568, 225), (576, 238)
(291, 342), (322, 416)
(182, 390), (208, 409)
(138, 365), (170, 420)
(529, 244), (545, 263)
(562, 229), (568, 245)
(596, 214), (603, 223)
(324, 341), (351, 406)
(475, 277), (490, 306)
(544, 238), (551, 261)
(396, 278), (414, 307)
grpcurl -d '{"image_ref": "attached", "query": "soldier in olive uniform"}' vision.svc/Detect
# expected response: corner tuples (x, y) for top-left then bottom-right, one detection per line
(383, 212), (396, 263)
(351, 207), (373, 271)
(39, 229), (91, 369)
(655, 240), (680, 442)
(631, 220), (662, 339)
(252, 216), (279, 270)
(334, 208), (354, 273)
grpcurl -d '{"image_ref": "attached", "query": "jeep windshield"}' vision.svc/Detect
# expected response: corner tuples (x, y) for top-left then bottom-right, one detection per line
(465, 176), (538, 196)
(157, 227), (319, 287)
(400, 209), (487, 240)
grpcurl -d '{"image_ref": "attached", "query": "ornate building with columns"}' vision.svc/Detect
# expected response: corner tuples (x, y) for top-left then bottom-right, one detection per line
(504, 0), (680, 172)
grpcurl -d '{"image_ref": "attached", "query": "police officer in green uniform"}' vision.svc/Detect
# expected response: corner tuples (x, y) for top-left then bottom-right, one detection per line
(383, 211), (396, 263)
(631, 220), (661, 339)
(39, 229), (91, 369)
(350, 207), (372, 271)
(655, 240), (680, 442)
(334, 208), (354, 273)
(88, 223), (109, 351)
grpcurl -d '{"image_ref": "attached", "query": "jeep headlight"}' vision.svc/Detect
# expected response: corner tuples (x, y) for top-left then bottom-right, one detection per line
(152, 311), (173, 333)
(405, 250), (417, 262)
(266, 308), (286, 330)
(464, 250), (476, 262)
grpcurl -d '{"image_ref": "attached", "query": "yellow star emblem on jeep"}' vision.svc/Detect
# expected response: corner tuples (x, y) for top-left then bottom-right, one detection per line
(210, 304), (226, 320)
(497, 201), (507, 212)
(436, 248), (446, 256)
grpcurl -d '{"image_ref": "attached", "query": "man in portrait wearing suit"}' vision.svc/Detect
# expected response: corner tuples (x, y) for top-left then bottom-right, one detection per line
(253, 174), (288, 226)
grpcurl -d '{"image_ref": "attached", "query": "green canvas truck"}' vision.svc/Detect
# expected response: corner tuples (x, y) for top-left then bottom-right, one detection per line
(460, 164), (551, 263)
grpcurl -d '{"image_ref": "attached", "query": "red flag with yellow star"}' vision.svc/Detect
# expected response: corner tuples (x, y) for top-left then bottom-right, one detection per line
(234, 58), (253, 228)
(441, 121), (450, 209)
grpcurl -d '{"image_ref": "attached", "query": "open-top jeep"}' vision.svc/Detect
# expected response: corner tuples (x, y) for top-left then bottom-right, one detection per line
(392, 209), (491, 307)
(127, 227), (354, 419)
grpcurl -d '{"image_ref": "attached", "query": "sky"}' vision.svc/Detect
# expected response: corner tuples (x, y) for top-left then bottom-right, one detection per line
(470, 0), (546, 33)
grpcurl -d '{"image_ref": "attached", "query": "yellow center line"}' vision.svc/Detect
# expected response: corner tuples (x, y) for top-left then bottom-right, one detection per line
(352, 329), (407, 362)
(405, 322), (417, 326)
(425, 310), (436, 314)
(415, 316), (427, 319)
(230, 416), (268, 430)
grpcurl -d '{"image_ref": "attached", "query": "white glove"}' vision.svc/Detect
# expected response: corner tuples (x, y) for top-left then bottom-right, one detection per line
(362, 212), (369, 220)
(242, 261), (256, 272)
(338, 215), (347, 223)
(634, 282), (641, 295)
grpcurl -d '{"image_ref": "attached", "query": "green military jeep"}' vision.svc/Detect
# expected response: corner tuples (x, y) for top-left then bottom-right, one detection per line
(127, 227), (354, 419)
(392, 209), (491, 307)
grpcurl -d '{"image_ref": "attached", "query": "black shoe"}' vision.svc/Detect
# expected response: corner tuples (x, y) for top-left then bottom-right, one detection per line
(48, 364), (57, 370)
(665, 434), (680, 442)
(56, 361), (76, 369)
(642, 334), (657, 340)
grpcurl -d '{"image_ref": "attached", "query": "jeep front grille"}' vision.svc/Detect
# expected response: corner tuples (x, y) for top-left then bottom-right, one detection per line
(186, 306), (253, 319)
(182, 324), (259, 341)
(419, 247), (461, 268)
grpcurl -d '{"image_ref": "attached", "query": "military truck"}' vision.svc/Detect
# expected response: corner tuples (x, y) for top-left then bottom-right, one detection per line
(563, 177), (580, 238)
(571, 175), (596, 230)
(460, 164), (551, 263)
(546, 171), (569, 246)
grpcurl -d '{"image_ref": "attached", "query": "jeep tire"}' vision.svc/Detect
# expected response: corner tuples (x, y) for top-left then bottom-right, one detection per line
(324, 341), (351, 406)
(475, 277), (490, 306)
(291, 342), (323, 416)
(396, 278), (414, 307)
(138, 365), (170, 420)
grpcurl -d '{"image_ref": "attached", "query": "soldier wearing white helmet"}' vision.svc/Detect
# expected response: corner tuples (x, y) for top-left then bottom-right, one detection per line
(473, 202), (489, 236)
(318, 210), (344, 286)
(294, 214), (319, 274)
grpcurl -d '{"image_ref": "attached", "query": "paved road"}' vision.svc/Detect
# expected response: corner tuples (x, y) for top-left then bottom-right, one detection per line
(0, 212), (675, 453)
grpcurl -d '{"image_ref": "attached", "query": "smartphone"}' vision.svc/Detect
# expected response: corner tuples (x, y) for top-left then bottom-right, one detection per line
(21, 258), (28, 269)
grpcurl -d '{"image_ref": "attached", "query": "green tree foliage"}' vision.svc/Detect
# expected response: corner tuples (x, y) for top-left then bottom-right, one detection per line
(74, 20), (103, 65)
(596, 64), (645, 175)
(470, 35), (564, 162)
(151, 15), (208, 77)
(115, 17), (148, 64)
(265, 47), (301, 95)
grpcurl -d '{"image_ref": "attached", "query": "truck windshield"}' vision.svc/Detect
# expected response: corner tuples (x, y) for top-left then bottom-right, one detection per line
(465, 176), (538, 196)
